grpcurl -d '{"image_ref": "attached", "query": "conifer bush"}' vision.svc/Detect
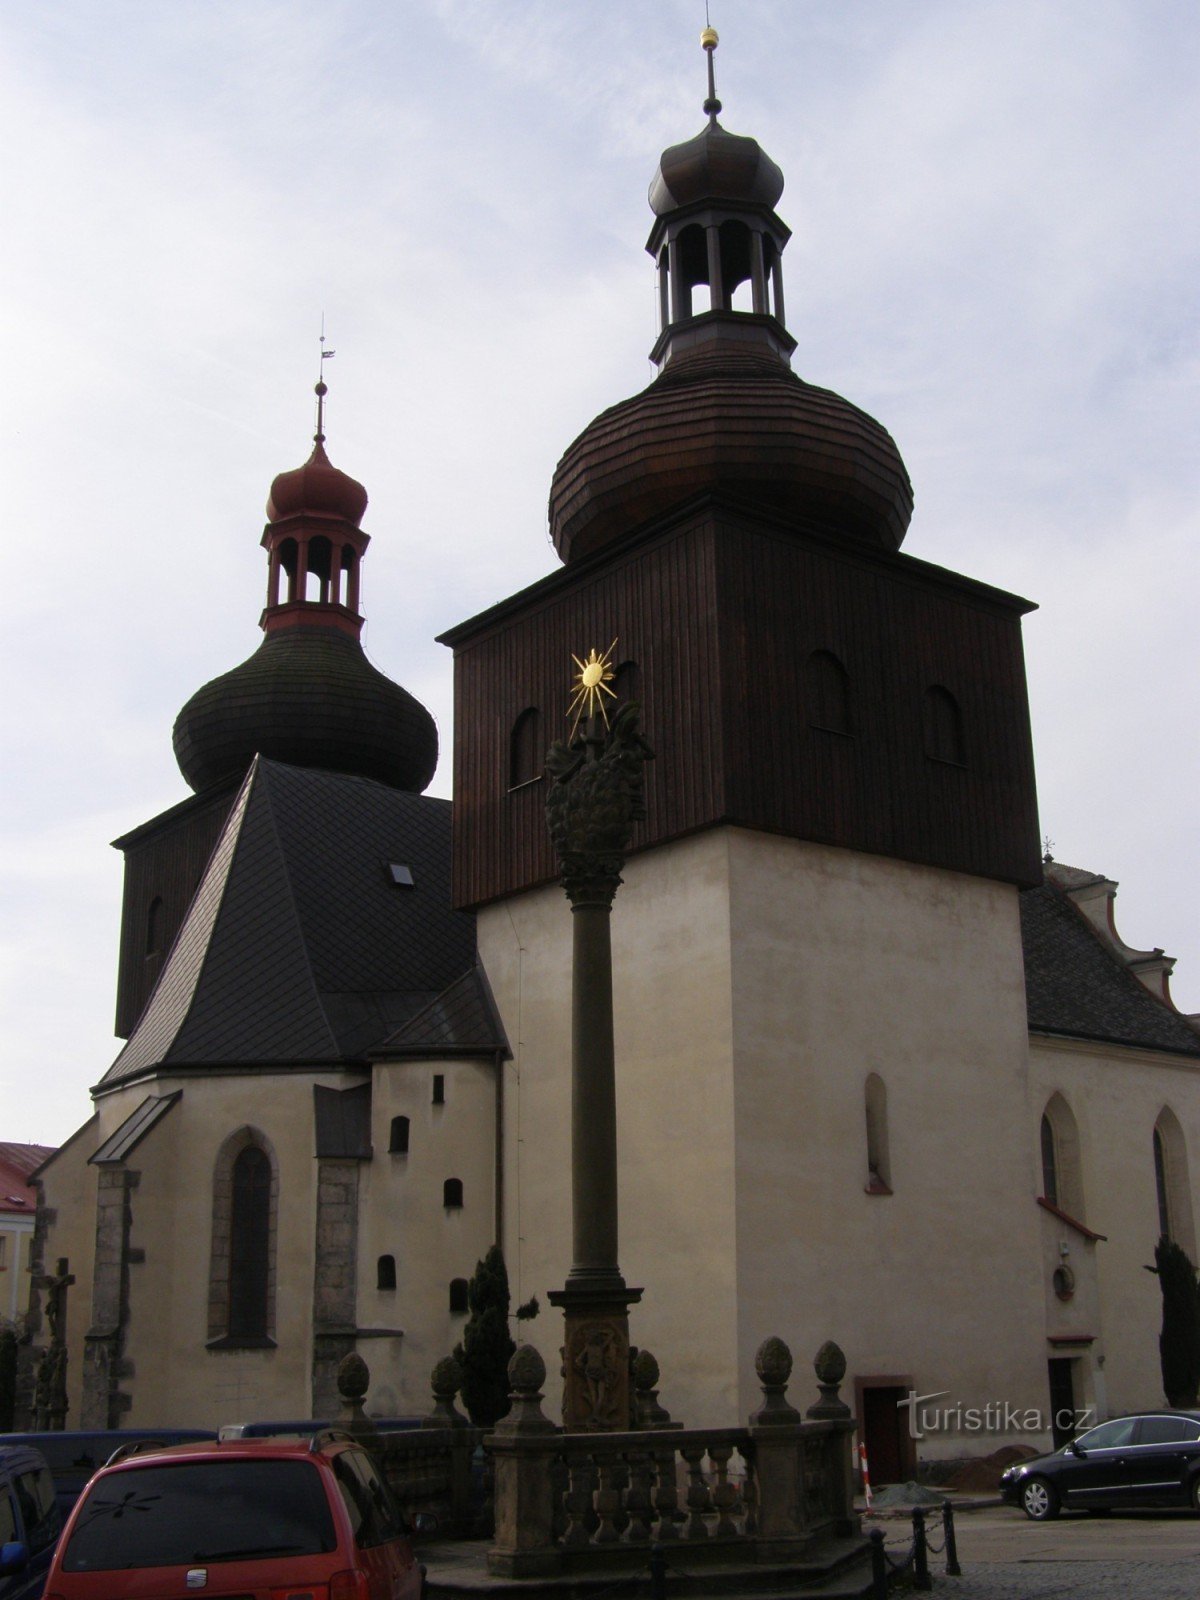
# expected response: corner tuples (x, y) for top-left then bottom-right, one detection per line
(457, 1245), (516, 1426)
(1149, 1236), (1200, 1407)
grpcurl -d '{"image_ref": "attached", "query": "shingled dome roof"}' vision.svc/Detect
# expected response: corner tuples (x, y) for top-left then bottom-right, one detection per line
(550, 344), (914, 564)
(173, 627), (438, 795)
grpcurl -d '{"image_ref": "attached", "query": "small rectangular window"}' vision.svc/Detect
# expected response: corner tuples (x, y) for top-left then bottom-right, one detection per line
(389, 863), (415, 887)
(432, 1074), (445, 1105)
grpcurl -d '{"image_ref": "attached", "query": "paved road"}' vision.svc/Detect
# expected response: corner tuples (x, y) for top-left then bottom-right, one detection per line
(873, 1503), (1200, 1598)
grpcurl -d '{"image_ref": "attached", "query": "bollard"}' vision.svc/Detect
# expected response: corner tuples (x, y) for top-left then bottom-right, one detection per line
(649, 1541), (667, 1600)
(943, 1497), (961, 1576)
(912, 1504), (931, 1591)
(868, 1525), (887, 1600)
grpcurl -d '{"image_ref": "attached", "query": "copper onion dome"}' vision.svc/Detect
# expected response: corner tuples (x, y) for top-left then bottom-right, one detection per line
(173, 382), (438, 795)
(549, 28), (912, 565)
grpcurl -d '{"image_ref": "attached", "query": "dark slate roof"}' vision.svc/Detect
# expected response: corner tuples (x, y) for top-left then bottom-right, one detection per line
(1021, 879), (1200, 1057)
(374, 966), (509, 1058)
(100, 759), (476, 1086)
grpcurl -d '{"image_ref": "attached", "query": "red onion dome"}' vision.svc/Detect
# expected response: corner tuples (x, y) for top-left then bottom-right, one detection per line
(266, 438), (369, 527)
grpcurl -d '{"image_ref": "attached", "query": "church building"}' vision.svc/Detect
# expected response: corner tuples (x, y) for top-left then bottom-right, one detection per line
(29, 38), (1200, 1478)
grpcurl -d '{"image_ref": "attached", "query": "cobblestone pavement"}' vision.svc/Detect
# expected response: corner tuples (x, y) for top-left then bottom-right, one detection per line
(932, 1558), (1197, 1598)
(872, 1503), (1200, 1598)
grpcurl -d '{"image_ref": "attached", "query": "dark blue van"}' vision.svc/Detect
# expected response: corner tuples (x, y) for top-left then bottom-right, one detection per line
(0, 1444), (59, 1600)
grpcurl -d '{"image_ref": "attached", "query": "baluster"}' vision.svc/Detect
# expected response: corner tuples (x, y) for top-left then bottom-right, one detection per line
(623, 1449), (654, 1543)
(561, 1450), (593, 1548)
(594, 1452), (621, 1544)
(740, 1446), (758, 1536)
(651, 1445), (680, 1540)
(681, 1443), (712, 1540)
(708, 1443), (738, 1538)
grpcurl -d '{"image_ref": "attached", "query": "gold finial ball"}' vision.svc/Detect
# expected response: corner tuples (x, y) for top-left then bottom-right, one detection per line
(701, 25), (718, 50)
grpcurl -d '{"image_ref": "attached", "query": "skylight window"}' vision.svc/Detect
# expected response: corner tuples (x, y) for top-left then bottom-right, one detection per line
(389, 863), (415, 887)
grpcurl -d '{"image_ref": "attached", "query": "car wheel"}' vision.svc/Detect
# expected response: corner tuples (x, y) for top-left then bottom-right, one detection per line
(1021, 1477), (1060, 1521)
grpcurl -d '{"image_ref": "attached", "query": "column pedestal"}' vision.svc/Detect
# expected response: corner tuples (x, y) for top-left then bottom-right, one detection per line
(548, 1278), (642, 1431)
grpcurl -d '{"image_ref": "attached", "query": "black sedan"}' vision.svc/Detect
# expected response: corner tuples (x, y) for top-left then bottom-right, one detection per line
(1001, 1411), (1200, 1519)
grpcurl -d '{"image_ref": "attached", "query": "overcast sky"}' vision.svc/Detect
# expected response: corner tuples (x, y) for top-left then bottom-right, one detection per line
(2, 1), (1197, 1147)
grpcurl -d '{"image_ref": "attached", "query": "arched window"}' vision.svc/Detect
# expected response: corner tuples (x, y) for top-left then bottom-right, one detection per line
(145, 896), (164, 958)
(806, 651), (852, 735)
(389, 1116), (410, 1155)
(443, 1178), (463, 1209)
(718, 219), (753, 310)
(377, 1254), (396, 1291)
(509, 708), (541, 789)
(1154, 1108), (1196, 1255)
(449, 1278), (469, 1313)
(1040, 1094), (1084, 1221)
(924, 685), (965, 765)
(208, 1127), (278, 1346)
(864, 1073), (892, 1193)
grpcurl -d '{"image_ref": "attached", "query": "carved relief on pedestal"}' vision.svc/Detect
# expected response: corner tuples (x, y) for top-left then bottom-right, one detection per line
(562, 1317), (630, 1431)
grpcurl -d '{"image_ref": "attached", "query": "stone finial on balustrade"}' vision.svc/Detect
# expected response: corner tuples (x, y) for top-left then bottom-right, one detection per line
(424, 1354), (470, 1428)
(493, 1344), (557, 1436)
(336, 1351), (380, 1449)
(631, 1348), (675, 1429)
(748, 1336), (801, 1426)
(807, 1340), (852, 1420)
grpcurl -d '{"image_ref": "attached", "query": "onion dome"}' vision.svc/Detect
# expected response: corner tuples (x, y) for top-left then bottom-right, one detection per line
(551, 346), (912, 563)
(172, 380), (438, 794)
(267, 436), (369, 526)
(173, 627), (438, 793)
(548, 27), (913, 565)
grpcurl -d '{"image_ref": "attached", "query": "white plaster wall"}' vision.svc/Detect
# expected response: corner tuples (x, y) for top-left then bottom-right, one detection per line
(357, 1056), (497, 1417)
(107, 1073), (329, 1429)
(726, 832), (1048, 1456)
(1027, 1035), (1200, 1418)
(478, 828), (740, 1428)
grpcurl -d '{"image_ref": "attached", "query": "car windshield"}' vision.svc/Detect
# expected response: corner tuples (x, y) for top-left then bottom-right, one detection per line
(61, 1459), (336, 1571)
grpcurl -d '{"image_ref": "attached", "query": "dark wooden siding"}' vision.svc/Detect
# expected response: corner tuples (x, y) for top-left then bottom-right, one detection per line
(447, 506), (1041, 909)
(114, 787), (236, 1037)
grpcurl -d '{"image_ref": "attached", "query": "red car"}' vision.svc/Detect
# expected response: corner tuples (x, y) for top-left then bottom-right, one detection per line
(45, 1430), (430, 1600)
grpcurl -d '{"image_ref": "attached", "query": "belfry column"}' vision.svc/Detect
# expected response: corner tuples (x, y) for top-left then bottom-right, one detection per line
(545, 648), (653, 1431)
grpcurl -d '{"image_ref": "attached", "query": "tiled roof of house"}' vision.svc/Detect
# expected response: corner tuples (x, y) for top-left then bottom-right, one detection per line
(99, 758), (477, 1086)
(374, 966), (509, 1057)
(0, 1143), (55, 1214)
(1020, 876), (1200, 1058)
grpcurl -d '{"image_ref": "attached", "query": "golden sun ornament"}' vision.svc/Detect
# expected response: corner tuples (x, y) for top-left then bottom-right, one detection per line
(567, 639), (618, 739)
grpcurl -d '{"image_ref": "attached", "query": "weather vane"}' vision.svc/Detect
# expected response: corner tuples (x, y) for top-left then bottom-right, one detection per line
(315, 315), (336, 443)
(567, 640), (618, 739)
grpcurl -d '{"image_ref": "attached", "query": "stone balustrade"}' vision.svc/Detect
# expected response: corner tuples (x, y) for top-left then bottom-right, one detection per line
(487, 1337), (858, 1578)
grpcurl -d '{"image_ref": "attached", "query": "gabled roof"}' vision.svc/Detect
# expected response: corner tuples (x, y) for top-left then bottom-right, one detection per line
(374, 966), (509, 1058)
(99, 759), (476, 1088)
(1021, 875), (1200, 1058)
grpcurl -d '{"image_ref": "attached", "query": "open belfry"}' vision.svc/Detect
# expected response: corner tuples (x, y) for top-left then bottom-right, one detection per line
(26, 28), (1200, 1497)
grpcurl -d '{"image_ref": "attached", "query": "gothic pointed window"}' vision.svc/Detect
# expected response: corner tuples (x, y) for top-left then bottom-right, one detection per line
(1039, 1094), (1084, 1221)
(208, 1127), (277, 1347)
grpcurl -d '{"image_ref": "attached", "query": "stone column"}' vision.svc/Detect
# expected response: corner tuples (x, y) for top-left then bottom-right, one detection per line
(544, 703), (653, 1431)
